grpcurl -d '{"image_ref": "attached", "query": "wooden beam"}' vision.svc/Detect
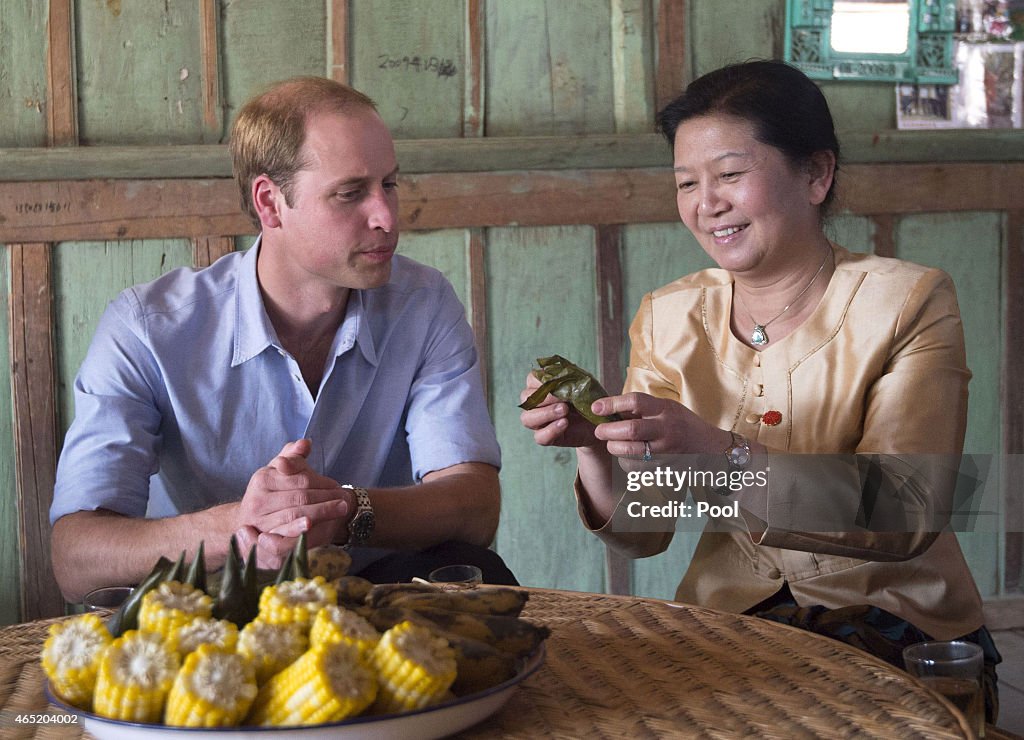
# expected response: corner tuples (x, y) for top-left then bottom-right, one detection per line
(840, 163), (1024, 215)
(0, 136), (671, 181)
(595, 226), (625, 397)
(329, 0), (350, 84)
(1004, 210), (1023, 594)
(8, 243), (64, 621)
(468, 228), (490, 407)
(2, 163), (1023, 243)
(463, 0), (485, 137)
(871, 215), (897, 258)
(45, 0), (77, 146)
(0, 179), (252, 242)
(198, 0), (224, 142)
(0, 170), (679, 241)
(191, 235), (236, 268)
(595, 225), (631, 596)
(4, 131), (1024, 182)
(655, 0), (688, 112)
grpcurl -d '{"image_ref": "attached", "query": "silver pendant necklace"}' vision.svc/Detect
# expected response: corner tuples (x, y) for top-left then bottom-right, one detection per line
(743, 248), (831, 347)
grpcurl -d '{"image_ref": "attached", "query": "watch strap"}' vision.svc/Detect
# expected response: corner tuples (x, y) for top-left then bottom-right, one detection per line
(341, 485), (375, 546)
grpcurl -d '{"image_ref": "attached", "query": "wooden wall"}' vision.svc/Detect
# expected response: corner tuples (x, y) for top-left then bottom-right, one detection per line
(0, 0), (1021, 625)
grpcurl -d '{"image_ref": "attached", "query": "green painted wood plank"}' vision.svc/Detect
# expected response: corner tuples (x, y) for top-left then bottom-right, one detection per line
(896, 212), (1003, 597)
(621, 221), (713, 328)
(4, 129), (1024, 181)
(53, 240), (194, 434)
(611, 0), (655, 133)
(349, 0), (465, 138)
(487, 225), (606, 592)
(827, 214), (875, 254)
(75, 0), (209, 144)
(0, 247), (20, 625)
(0, 0), (48, 147)
(823, 83), (898, 132)
(221, 0), (326, 137)
(690, 0), (780, 78)
(486, 0), (615, 136)
(399, 229), (470, 311)
(620, 222), (713, 598)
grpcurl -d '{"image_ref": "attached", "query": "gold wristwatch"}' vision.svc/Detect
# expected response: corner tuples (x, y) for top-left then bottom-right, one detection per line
(341, 485), (375, 546)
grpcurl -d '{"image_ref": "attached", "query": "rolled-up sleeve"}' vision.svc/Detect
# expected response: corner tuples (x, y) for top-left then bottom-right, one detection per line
(404, 279), (501, 481)
(51, 296), (163, 524)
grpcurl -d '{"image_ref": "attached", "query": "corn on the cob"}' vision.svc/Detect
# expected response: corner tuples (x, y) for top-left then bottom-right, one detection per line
(138, 580), (213, 641)
(92, 630), (180, 722)
(372, 620), (456, 713)
(164, 644), (257, 727)
(40, 613), (113, 710)
(236, 619), (309, 685)
(165, 616), (238, 658)
(309, 604), (380, 657)
(247, 640), (377, 726)
(257, 576), (337, 630)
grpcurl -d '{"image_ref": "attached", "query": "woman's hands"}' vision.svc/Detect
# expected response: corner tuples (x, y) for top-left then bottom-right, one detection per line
(520, 372), (722, 459)
(519, 372), (603, 449)
(590, 392), (722, 460)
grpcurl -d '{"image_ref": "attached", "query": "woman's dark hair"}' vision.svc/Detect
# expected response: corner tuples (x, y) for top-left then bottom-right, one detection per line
(656, 60), (841, 211)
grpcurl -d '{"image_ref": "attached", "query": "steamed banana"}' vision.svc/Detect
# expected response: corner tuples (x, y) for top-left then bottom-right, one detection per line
(307, 545), (352, 582)
(334, 576), (374, 607)
(364, 582), (441, 607)
(370, 586), (529, 618)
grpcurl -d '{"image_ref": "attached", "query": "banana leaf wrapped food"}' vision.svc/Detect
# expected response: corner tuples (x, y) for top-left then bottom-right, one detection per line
(519, 355), (621, 425)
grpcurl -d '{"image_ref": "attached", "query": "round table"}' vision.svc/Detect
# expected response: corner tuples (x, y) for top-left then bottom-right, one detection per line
(0, 589), (976, 738)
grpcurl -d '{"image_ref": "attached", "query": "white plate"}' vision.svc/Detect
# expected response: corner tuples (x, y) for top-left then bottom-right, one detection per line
(46, 645), (544, 740)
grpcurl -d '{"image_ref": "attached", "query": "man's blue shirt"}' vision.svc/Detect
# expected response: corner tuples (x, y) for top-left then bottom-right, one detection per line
(51, 240), (501, 525)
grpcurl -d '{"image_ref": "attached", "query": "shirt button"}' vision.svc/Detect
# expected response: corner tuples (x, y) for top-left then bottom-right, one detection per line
(766, 568), (781, 580)
(755, 384), (764, 397)
(753, 354), (761, 367)
(745, 413), (762, 424)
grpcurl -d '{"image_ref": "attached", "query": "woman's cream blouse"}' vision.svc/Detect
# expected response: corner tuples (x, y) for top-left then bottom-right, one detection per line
(581, 245), (984, 639)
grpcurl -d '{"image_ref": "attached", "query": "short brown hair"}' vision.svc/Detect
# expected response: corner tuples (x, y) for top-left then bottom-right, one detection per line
(229, 76), (377, 229)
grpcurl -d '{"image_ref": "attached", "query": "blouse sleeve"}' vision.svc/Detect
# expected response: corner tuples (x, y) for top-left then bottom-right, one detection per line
(573, 292), (678, 559)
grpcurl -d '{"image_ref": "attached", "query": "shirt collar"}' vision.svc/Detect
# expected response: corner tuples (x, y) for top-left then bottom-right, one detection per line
(231, 235), (379, 368)
(232, 237), (278, 366)
(335, 289), (379, 367)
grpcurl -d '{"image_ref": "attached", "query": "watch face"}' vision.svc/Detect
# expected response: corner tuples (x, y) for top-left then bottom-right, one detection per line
(727, 446), (751, 468)
(350, 511), (375, 543)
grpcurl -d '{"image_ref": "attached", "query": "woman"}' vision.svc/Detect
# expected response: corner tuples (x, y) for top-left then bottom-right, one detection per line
(520, 60), (1000, 720)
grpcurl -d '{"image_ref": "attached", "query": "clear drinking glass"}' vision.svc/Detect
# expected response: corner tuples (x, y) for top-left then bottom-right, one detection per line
(83, 586), (134, 612)
(903, 640), (985, 737)
(427, 564), (483, 587)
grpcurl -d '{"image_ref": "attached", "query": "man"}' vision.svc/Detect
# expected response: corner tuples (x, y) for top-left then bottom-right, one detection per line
(50, 77), (513, 602)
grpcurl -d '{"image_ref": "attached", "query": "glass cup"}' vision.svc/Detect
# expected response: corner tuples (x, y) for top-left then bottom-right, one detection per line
(903, 640), (985, 737)
(427, 564), (483, 588)
(83, 586), (134, 612)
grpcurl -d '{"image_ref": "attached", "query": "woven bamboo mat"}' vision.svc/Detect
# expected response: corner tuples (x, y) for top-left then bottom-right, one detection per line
(0, 590), (973, 739)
